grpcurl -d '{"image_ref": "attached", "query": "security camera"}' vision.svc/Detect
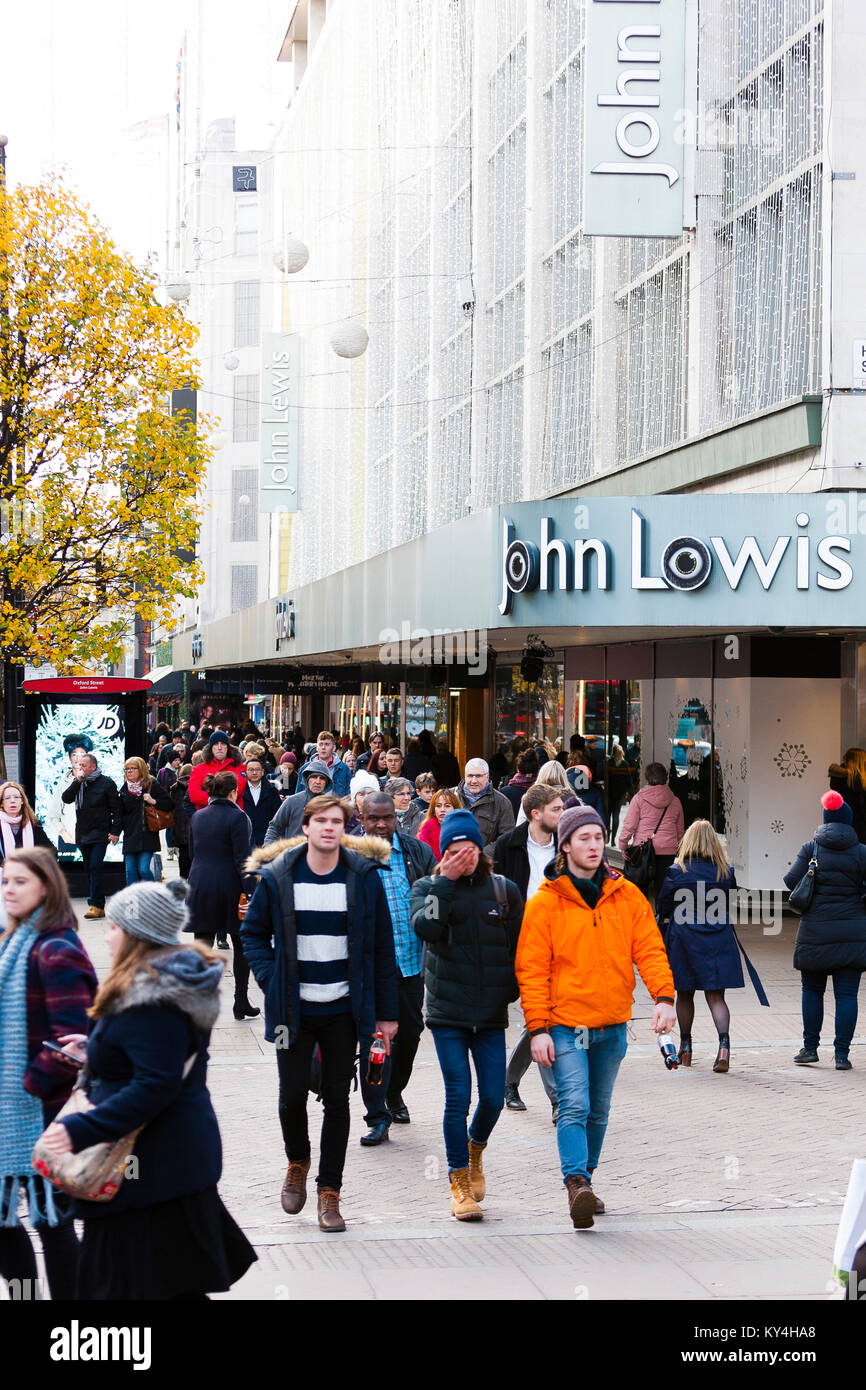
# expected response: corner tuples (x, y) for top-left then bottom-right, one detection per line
(458, 274), (475, 314)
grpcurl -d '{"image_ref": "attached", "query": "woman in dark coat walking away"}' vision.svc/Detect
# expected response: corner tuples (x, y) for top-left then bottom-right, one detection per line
(828, 748), (866, 843)
(170, 765), (194, 878)
(117, 757), (173, 885)
(411, 810), (523, 1221)
(657, 820), (768, 1073)
(784, 790), (866, 1070)
(188, 771), (259, 1020)
(0, 848), (97, 1299)
(37, 878), (256, 1301)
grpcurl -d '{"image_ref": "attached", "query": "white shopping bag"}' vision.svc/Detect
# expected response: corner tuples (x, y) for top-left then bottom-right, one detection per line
(831, 1158), (866, 1291)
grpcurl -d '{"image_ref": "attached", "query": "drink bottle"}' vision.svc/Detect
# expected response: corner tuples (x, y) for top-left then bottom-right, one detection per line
(367, 1033), (387, 1085)
(658, 1032), (679, 1070)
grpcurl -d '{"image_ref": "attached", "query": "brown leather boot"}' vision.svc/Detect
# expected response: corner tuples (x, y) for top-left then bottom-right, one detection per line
(565, 1174), (596, 1229)
(450, 1168), (483, 1221)
(467, 1139), (486, 1202)
(280, 1158), (311, 1215)
(587, 1170), (605, 1215)
(317, 1187), (346, 1232)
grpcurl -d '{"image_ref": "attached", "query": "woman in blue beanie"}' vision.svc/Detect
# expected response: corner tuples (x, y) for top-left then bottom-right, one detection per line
(410, 810), (523, 1221)
(37, 877), (256, 1299)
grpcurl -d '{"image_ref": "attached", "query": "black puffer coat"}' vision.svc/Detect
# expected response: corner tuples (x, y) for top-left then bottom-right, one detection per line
(784, 823), (866, 972)
(411, 868), (524, 1029)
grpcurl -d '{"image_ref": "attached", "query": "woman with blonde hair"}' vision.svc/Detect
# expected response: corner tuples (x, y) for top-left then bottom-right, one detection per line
(656, 820), (767, 1072)
(117, 756), (173, 885)
(417, 789), (462, 861)
(515, 757), (570, 825)
(0, 848), (97, 1298)
(36, 877), (256, 1300)
(829, 748), (866, 843)
(0, 781), (54, 864)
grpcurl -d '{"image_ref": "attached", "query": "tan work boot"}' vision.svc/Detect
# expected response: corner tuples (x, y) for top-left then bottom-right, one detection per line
(467, 1139), (487, 1202)
(565, 1174), (596, 1229)
(280, 1158), (311, 1215)
(83, 906), (105, 919)
(317, 1187), (346, 1232)
(450, 1168), (483, 1221)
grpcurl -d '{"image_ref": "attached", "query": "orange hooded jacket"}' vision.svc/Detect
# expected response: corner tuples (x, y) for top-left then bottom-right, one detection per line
(515, 867), (674, 1033)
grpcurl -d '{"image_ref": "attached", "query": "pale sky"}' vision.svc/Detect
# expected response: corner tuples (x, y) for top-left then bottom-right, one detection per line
(1, 0), (288, 264)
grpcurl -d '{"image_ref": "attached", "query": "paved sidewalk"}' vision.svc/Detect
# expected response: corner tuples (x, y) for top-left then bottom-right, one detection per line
(74, 903), (861, 1301)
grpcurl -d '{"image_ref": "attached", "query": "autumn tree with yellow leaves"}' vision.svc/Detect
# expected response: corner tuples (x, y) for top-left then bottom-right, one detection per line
(0, 179), (209, 769)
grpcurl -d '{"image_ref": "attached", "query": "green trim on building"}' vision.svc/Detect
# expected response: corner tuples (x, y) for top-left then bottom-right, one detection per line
(558, 397), (822, 499)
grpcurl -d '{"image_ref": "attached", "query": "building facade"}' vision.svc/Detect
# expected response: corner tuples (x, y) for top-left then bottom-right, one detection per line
(172, 0), (866, 888)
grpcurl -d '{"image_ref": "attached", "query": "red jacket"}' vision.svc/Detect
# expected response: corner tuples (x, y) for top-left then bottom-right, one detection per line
(188, 757), (248, 810)
(417, 816), (442, 860)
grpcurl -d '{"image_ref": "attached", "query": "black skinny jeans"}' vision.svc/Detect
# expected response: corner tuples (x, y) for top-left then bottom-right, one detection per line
(196, 931), (250, 1005)
(275, 1012), (357, 1191)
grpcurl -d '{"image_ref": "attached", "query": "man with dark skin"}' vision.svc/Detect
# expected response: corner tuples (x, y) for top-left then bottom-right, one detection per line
(358, 792), (436, 1143)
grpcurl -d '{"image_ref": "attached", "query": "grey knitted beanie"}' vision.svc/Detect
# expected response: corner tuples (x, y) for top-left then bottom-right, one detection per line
(106, 878), (190, 946)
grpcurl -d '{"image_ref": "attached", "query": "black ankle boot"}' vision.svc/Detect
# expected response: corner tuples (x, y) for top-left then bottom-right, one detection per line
(233, 1000), (261, 1020)
(713, 1032), (730, 1073)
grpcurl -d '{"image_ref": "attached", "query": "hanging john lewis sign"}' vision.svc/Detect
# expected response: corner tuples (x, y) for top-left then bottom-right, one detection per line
(583, 0), (686, 237)
(260, 333), (300, 514)
(496, 497), (860, 625)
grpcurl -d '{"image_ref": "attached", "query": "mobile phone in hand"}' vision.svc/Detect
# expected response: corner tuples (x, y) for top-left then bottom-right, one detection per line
(42, 1040), (84, 1067)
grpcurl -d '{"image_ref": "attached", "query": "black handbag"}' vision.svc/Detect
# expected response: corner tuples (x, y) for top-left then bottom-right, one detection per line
(623, 803), (670, 890)
(788, 840), (819, 915)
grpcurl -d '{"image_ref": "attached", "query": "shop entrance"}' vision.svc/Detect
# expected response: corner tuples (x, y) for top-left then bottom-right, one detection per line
(449, 687), (485, 768)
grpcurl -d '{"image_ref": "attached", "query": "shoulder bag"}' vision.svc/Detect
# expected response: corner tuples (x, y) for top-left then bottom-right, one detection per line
(32, 1053), (196, 1202)
(145, 800), (174, 833)
(788, 840), (819, 915)
(622, 802), (670, 890)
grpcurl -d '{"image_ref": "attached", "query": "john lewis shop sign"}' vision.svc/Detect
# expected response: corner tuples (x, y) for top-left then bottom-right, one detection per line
(583, 0), (686, 237)
(497, 498), (860, 625)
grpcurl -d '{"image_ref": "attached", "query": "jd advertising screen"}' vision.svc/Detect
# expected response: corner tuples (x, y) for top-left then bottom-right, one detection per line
(34, 701), (128, 863)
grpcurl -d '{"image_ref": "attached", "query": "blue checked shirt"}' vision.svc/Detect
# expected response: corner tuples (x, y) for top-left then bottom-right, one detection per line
(379, 842), (421, 978)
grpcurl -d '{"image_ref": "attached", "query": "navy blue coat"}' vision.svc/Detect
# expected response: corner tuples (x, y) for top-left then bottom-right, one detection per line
(240, 834), (399, 1046)
(657, 860), (744, 992)
(188, 798), (254, 937)
(242, 778), (282, 848)
(61, 949), (224, 1216)
(784, 823), (866, 972)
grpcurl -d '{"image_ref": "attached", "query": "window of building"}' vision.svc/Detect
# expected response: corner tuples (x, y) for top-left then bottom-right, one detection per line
(230, 564), (258, 613)
(230, 467), (259, 542)
(233, 281), (260, 349)
(232, 374), (259, 444)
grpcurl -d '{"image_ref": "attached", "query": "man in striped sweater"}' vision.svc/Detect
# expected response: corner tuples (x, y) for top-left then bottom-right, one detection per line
(241, 795), (398, 1231)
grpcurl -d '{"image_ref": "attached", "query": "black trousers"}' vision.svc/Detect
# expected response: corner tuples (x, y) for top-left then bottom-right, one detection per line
(360, 972), (424, 1125)
(275, 1013), (357, 1191)
(0, 1196), (79, 1300)
(80, 840), (108, 908)
(177, 845), (191, 878)
(196, 931), (250, 1005)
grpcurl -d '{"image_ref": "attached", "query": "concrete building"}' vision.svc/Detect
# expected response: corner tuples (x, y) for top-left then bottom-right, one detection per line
(172, 0), (866, 888)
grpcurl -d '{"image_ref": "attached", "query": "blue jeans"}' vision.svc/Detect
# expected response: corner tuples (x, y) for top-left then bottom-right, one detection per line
(124, 851), (155, 885)
(429, 1025), (505, 1173)
(801, 968), (862, 1057)
(550, 1023), (628, 1183)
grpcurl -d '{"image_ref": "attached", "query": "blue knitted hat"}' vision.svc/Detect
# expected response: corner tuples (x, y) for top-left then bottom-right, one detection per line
(439, 808), (484, 854)
(822, 790), (854, 825)
(209, 730), (230, 749)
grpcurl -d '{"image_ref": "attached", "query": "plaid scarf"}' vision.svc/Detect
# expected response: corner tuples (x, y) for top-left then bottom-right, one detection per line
(0, 912), (59, 1227)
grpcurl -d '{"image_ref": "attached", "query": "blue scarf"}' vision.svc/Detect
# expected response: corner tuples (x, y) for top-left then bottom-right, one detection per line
(0, 911), (59, 1227)
(460, 780), (489, 807)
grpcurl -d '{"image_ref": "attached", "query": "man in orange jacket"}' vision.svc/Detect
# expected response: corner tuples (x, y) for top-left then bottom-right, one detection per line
(515, 803), (675, 1229)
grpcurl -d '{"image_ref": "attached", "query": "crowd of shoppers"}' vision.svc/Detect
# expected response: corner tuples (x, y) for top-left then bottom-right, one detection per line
(3, 714), (866, 1286)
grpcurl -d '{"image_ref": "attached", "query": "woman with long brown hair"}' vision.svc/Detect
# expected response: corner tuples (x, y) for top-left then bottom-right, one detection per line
(829, 748), (866, 843)
(0, 848), (97, 1299)
(37, 877), (256, 1300)
(117, 756), (173, 886)
(416, 788), (462, 860)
